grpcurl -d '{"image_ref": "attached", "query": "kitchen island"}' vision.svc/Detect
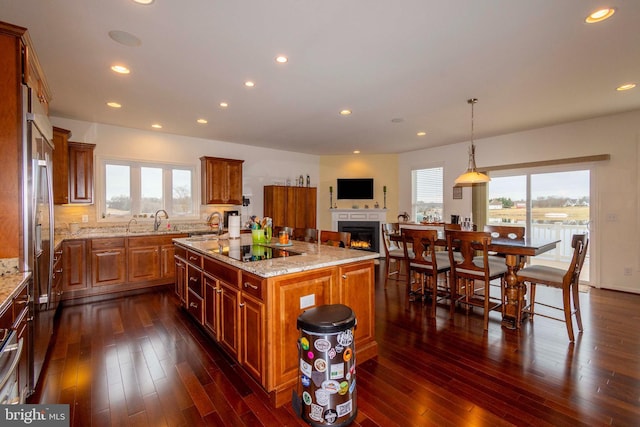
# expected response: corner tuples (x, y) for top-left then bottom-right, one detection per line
(173, 235), (379, 407)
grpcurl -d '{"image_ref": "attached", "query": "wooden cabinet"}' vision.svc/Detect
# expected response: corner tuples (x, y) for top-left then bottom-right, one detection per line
(174, 248), (187, 305)
(203, 274), (219, 339)
(339, 261), (376, 345)
(67, 141), (95, 204)
(51, 246), (64, 310)
(161, 243), (177, 280)
(218, 279), (240, 360)
(52, 127), (71, 204)
(263, 186), (317, 229)
(0, 23), (51, 259)
(127, 235), (186, 284)
(62, 240), (88, 292)
(200, 156), (244, 205)
(91, 238), (126, 286)
(240, 272), (265, 383)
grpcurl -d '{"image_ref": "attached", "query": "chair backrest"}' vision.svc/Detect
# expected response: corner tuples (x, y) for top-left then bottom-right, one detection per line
(319, 230), (351, 248)
(381, 223), (400, 255)
(446, 230), (492, 281)
(564, 234), (589, 287)
(483, 225), (525, 240)
(293, 228), (318, 243)
(402, 228), (440, 274)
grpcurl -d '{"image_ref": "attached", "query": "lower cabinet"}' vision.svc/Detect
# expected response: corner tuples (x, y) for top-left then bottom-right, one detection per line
(218, 279), (240, 360)
(91, 238), (126, 286)
(51, 247), (63, 310)
(174, 247), (187, 305)
(62, 239), (88, 293)
(0, 279), (30, 403)
(240, 292), (264, 382)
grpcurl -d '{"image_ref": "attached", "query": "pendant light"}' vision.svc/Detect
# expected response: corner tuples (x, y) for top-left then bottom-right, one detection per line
(454, 98), (490, 185)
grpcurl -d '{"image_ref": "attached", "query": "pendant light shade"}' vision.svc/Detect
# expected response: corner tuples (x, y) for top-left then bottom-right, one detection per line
(455, 98), (490, 185)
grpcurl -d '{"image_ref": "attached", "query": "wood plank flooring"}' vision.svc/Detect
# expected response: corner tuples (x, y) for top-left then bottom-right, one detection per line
(30, 264), (640, 426)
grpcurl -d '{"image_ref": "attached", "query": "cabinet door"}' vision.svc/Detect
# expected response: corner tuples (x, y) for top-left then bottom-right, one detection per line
(200, 157), (244, 204)
(240, 293), (264, 384)
(160, 243), (176, 280)
(174, 256), (186, 305)
(304, 187), (317, 228)
(91, 248), (126, 286)
(127, 246), (160, 283)
(204, 274), (219, 340)
(226, 160), (243, 205)
(263, 186), (287, 227)
(218, 280), (240, 360)
(68, 142), (95, 204)
(52, 127), (71, 204)
(339, 261), (375, 345)
(62, 240), (88, 292)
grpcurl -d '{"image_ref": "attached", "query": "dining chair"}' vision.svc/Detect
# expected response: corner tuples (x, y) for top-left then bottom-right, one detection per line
(319, 230), (351, 248)
(446, 230), (508, 330)
(517, 234), (589, 341)
(293, 227), (318, 243)
(402, 228), (452, 316)
(381, 223), (407, 288)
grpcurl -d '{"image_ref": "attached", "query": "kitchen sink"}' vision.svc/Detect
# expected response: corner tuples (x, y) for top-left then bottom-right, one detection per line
(186, 234), (220, 242)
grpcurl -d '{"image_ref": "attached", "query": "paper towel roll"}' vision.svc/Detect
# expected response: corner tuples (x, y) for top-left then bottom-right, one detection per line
(228, 215), (240, 239)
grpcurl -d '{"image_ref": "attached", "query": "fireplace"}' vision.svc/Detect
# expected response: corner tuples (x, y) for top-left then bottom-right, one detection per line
(339, 221), (379, 253)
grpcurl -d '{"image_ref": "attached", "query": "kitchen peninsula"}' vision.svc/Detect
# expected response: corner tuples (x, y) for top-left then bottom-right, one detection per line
(173, 235), (378, 407)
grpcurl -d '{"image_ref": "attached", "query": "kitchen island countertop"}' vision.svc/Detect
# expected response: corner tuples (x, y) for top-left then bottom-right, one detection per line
(173, 234), (379, 278)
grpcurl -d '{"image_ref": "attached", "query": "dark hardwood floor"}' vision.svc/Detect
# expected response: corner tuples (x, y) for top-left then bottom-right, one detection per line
(31, 263), (640, 426)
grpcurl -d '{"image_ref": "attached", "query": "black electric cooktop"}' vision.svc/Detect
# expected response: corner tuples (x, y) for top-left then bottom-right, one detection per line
(213, 244), (302, 262)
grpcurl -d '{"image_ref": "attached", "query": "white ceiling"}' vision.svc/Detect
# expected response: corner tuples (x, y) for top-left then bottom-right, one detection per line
(2, 1), (639, 155)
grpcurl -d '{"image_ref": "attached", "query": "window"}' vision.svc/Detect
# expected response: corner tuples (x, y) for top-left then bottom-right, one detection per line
(411, 166), (443, 222)
(99, 158), (197, 220)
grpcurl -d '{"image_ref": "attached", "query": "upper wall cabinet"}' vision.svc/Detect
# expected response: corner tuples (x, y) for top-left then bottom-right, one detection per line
(200, 156), (244, 205)
(53, 134), (96, 205)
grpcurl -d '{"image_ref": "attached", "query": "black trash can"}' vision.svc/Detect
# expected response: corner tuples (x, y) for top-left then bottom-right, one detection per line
(295, 304), (357, 426)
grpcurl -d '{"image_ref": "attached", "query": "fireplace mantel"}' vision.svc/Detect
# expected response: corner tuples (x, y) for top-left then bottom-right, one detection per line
(331, 209), (388, 256)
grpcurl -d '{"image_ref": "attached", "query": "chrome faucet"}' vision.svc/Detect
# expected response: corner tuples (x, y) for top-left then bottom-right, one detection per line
(206, 211), (224, 235)
(126, 218), (137, 233)
(153, 209), (169, 231)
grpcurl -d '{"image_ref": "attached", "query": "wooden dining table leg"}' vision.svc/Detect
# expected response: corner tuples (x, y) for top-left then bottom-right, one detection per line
(501, 254), (524, 329)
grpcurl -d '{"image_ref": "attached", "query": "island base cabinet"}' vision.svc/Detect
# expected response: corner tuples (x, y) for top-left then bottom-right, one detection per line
(240, 293), (264, 384)
(218, 281), (240, 361)
(174, 256), (186, 305)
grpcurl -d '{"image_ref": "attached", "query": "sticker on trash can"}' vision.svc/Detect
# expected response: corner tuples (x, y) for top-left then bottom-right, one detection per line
(322, 379), (340, 394)
(337, 330), (353, 346)
(301, 374), (311, 387)
(324, 409), (338, 424)
(300, 359), (312, 377)
(314, 358), (327, 372)
(330, 362), (344, 379)
(309, 403), (324, 421)
(315, 389), (330, 406)
(337, 399), (353, 417)
(302, 391), (312, 405)
(314, 338), (331, 352)
(343, 347), (353, 362)
(339, 381), (349, 395)
(300, 337), (310, 350)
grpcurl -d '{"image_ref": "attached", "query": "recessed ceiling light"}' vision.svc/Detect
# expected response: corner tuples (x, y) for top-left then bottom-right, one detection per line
(196, 118), (208, 124)
(353, 150), (360, 154)
(616, 83), (636, 91)
(417, 131), (426, 136)
(340, 109), (352, 116)
(110, 64), (130, 74)
(245, 81), (255, 87)
(151, 123), (162, 129)
(133, 0), (154, 5)
(275, 55), (288, 64)
(391, 118), (404, 123)
(219, 102), (229, 108)
(106, 102), (122, 108)
(585, 8), (615, 23)
(108, 30), (142, 47)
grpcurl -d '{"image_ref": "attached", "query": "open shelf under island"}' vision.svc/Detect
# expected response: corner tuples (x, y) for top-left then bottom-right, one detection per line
(173, 234), (379, 407)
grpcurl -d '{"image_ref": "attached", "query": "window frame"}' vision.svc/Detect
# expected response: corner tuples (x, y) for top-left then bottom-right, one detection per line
(411, 164), (444, 223)
(96, 155), (199, 222)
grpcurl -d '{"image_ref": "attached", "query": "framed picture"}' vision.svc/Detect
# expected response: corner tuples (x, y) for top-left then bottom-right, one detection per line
(453, 186), (463, 199)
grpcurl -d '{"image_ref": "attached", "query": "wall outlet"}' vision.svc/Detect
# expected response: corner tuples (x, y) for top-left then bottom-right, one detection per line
(623, 267), (632, 276)
(300, 294), (315, 309)
(81, 215), (89, 223)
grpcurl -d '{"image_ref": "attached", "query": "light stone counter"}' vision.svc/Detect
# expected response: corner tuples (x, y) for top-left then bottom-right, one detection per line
(0, 272), (31, 315)
(173, 234), (379, 278)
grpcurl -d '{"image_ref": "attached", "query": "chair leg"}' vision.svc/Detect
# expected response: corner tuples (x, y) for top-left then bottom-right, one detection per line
(384, 257), (391, 288)
(528, 283), (537, 320)
(572, 282), (584, 333)
(562, 286), (575, 342)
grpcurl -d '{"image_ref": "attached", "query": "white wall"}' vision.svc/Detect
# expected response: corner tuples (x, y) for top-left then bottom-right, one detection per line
(51, 117), (320, 224)
(398, 109), (640, 293)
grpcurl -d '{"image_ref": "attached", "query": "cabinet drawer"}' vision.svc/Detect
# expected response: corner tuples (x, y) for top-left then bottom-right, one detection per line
(187, 265), (203, 297)
(174, 245), (187, 260)
(187, 289), (204, 324)
(241, 272), (265, 301)
(186, 250), (203, 268)
(91, 237), (125, 250)
(204, 257), (239, 287)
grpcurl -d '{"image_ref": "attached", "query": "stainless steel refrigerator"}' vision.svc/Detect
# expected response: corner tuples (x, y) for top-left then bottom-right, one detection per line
(22, 84), (55, 397)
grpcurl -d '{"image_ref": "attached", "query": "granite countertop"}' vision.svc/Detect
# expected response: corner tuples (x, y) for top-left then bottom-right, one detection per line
(0, 272), (31, 315)
(173, 234), (378, 278)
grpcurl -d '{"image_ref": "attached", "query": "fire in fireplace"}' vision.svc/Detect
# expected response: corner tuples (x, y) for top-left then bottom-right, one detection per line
(338, 221), (379, 253)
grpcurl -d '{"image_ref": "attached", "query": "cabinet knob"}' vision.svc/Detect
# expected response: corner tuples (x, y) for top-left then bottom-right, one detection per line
(189, 302), (198, 308)
(189, 277), (198, 282)
(189, 256), (198, 261)
(216, 289), (222, 294)
(239, 302), (245, 308)
(342, 275), (347, 279)
(243, 282), (258, 290)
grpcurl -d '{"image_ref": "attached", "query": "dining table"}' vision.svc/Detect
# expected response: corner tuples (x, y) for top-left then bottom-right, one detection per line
(392, 225), (560, 329)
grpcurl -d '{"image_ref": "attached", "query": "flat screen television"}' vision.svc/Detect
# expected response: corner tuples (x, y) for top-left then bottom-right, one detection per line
(337, 178), (374, 200)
